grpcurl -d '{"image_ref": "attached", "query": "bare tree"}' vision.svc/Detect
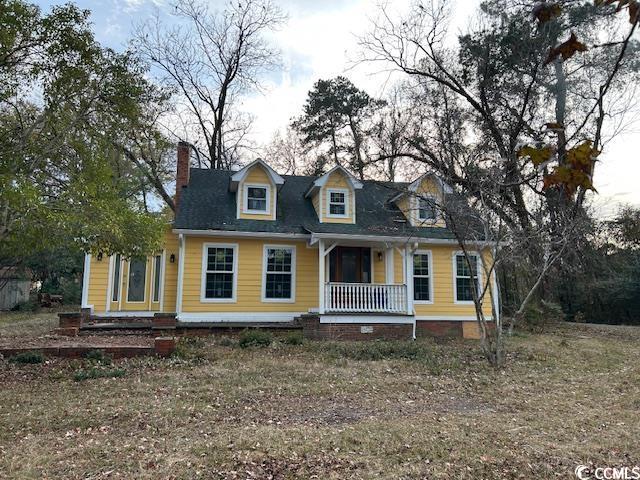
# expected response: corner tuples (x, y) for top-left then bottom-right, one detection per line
(134, 0), (286, 169)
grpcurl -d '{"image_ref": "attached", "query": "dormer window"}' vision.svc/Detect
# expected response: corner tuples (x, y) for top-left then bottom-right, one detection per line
(244, 184), (270, 214)
(418, 196), (437, 221)
(328, 189), (348, 217)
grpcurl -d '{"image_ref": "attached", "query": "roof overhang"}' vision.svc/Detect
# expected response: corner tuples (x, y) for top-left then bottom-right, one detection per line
(229, 158), (285, 192)
(304, 165), (363, 198)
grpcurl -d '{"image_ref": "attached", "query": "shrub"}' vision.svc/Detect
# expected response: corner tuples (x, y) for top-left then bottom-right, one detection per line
(282, 331), (304, 345)
(522, 301), (564, 333)
(11, 298), (39, 312)
(73, 367), (126, 382)
(84, 349), (112, 365)
(9, 351), (44, 364)
(173, 337), (208, 362)
(217, 336), (236, 347)
(238, 330), (273, 348)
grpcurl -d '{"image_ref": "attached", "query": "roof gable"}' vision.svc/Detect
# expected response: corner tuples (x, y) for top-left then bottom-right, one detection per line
(304, 165), (363, 198)
(229, 158), (285, 192)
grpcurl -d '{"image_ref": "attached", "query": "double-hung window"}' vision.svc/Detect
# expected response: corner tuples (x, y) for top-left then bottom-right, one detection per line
(413, 252), (432, 302)
(328, 189), (347, 216)
(263, 246), (295, 301)
(418, 196), (437, 222)
(244, 185), (269, 213)
(203, 245), (237, 301)
(455, 253), (480, 302)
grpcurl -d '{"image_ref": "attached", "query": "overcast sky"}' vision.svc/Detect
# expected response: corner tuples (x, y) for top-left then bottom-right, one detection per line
(36, 0), (640, 215)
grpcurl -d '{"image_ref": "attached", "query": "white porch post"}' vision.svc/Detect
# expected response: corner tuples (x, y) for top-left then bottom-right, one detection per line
(81, 253), (91, 310)
(404, 244), (414, 315)
(385, 247), (394, 284)
(318, 239), (325, 314)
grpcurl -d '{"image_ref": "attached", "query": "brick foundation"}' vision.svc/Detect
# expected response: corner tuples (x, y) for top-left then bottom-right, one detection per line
(300, 316), (413, 341)
(415, 320), (463, 338)
(58, 312), (82, 329)
(154, 337), (176, 357)
(153, 313), (177, 330)
(0, 345), (155, 360)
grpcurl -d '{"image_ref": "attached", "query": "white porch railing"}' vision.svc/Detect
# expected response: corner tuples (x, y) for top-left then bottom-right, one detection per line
(325, 283), (408, 314)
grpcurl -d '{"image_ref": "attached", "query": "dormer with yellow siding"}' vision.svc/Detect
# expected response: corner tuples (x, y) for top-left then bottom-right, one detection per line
(391, 173), (451, 228)
(229, 159), (285, 221)
(305, 165), (363, 224)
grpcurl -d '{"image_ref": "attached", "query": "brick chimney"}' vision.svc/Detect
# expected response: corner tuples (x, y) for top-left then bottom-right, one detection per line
(175, 141), (190, 213)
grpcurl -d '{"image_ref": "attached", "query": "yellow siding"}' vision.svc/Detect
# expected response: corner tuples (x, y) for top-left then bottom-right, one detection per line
(181, 236), (318, 312)
(373, 249), (385, 283)
(87, 255), (109, 312)
(311, 190), (321, 218)
(394, 249), (404, 284)
(320, 170), (355, 224)
(88, 227), (178, 314)
(237, 164), (277, 221)
(163, 231), (179, 312)
(413, 245), (493, 317)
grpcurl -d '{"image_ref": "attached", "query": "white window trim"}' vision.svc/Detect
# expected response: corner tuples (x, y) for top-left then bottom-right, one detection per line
(326, 188), (349, 218)
(243, 183), (271, 215)
(261, 244), (296, 303)
(200, 243), (238, 303)
(452, 251), (482, 305)
(109, 254), (123, 304)
(413, 249), (434, 304)
(126, 258), (148, 304)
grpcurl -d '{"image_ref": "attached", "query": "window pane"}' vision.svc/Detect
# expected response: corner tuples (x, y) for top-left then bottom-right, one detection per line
(456, 255), (477, 277)
(265, 273), (292, 299)
(330, 203), (346, 215)
(248, 198), (267, 211)
(267, 249), (292, 272)
(112, 254), (121, 302)
(248, 187), (266, 199)
(127, 258), (146, 302)
(330, 192), (345, 203)
(413, 254), (429, 276)
(205, 272), (233, 298)
(208, 248), (234, 271)
(153, 255), (161, 302)
(419, 198), (436, 220)
(414, 277), (430, 301)
(456, 278), (475, 302)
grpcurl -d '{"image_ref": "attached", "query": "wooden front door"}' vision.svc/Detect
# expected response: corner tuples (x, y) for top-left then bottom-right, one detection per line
(329, 247), (371, 283)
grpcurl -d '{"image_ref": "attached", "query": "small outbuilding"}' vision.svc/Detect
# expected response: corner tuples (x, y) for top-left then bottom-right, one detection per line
(0, 267), (31, 310)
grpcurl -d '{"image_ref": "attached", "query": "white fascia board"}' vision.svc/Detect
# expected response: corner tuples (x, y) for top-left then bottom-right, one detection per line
(173, 229), (310, 240)
(319, 315), (415, 324)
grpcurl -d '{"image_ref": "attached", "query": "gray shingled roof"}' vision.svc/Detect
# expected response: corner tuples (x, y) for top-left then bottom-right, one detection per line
(174, 168), (458, 240)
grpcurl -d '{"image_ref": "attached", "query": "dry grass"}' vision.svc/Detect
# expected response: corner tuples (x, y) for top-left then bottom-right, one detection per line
(0, 314), (638, 479)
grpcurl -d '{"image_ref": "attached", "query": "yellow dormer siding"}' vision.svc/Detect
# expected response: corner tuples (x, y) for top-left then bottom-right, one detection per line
(320, 169), (355, 224)
(395, 174), (448, 228)
(306, 165), (363, 224)
(237, 164), (277, 221)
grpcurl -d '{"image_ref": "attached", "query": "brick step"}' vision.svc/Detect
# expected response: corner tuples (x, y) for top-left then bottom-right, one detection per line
(80, 322), (153, 331)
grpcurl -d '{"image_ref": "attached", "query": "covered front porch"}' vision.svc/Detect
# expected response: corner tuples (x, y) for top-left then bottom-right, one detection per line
(314, 235), (415, 315)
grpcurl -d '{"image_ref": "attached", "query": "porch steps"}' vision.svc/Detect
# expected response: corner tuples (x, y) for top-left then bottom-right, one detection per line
(80, 322), (154, 331)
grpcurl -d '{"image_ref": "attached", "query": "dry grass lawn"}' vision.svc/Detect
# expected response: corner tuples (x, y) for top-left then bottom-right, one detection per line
(0, 312), (639, 479)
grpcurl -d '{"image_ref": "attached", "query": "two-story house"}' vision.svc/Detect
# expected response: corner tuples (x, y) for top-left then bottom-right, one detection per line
(80, 142), (498, 339)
